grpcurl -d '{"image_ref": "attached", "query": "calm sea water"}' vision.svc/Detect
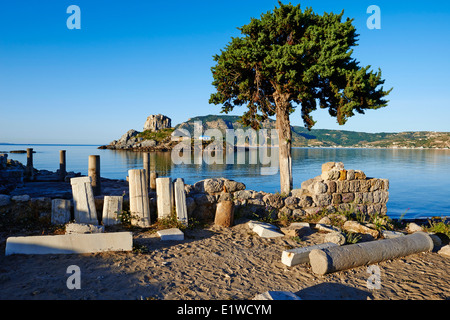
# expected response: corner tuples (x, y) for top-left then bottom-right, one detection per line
(2, 144), (450, 219)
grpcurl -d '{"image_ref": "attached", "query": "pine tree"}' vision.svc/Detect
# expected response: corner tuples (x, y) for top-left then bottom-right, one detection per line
(209, 2), (392, 193)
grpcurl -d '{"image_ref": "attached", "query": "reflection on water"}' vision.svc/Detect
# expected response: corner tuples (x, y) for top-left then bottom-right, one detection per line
(2, 144), (450, 219)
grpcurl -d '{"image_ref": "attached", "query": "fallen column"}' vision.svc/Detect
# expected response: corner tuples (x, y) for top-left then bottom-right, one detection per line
(128, 169), (151, 227)
(309, 232), (434, 275)
(282, 242), (338, 267)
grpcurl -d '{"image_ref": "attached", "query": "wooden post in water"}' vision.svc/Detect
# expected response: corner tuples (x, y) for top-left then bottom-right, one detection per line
(128, 169), (151, 227)
(88, 155), (101, 196)
(25, 148), (33, 180)
(59, 150), (66, 181)
(143, 153), (150, 189)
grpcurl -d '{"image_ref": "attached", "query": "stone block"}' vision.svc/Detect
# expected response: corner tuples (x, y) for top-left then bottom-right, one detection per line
(313, 194), (332, 207)
(332, 193), (342, 205)
(355, 170), (366, 180)
(51, 199), (71, 225)
(326, 180), (336, 194)
(437, 245), (450, 258)
(281, 242), (338, 266)
(248, 221), (284, 238)
(174, 178), (188, 226)
(129, 169), (151, 227)
(346, 169), (355, 180)
(215, 200), (234, 227)
(156, 177), (174, 220)
(157, 228), (184, 241)
(0, 194), (11, 207)
(349, 180), (360, 192)
(369, 179), (382, 192)
(339, 170), (347, 181)
(11, 195), (31, 202)
(5, 232), (133, 255)
(324, 232), (346, 245)
(343, 220), (379, 238)
(71, 176), (98, 225)
(321, 169), (340, 181)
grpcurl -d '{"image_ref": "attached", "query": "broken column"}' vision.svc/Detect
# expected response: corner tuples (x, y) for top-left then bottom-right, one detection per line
(128, 169), (151, 227)
(309, 232), (435, 275)
(71, 176), (98, 225)
(59, 150), (67, 181)
(88, 155), (101, 196)
(51, 199), (71, 225)
(156, 177), (173, 220)
(102, 196), (123, 226)
(150, 171), (158, 191)
(174, 178), (188, 226)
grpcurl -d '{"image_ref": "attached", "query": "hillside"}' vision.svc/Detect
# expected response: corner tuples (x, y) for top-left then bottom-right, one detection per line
(175, 115), (450, 149)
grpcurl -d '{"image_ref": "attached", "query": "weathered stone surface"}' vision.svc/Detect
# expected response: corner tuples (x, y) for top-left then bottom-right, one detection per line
(102, 196), (123, 226)
(263, 193), (284, 209)
(281, 242), (338, 266)
(65, 222), (105, 234)
(5, 232), (133, 255)
(129, 169), (151, 227)
(324, 232), (346, 245)
(407, 222), (423, 233)
(312, 181), (328, 194)
(322, 169), (340, 181)
(51, 199), (71, 225)
(341, 192), (355, 203)
(336, 180), (350, 193)
(157, 228), (184, 241)
(325, 180), (337, 194)
(355, 170), (366, 180)
(382, 230), (405, 239)
(313, 194), (332, 207)
(253, 291), (301, 300)
(234, 190), (253, 200)
(0, 194), (11, 207)
(346, 169), (355, 180)
(223, 179), (246, 193)
(71, 176), (98, 225)
(343, 221), (379, 238)
(143, 114), (171, 132)
(284, 196), (299, 209)
(174, 178), (188, 226)
(315, 223), (341, 233)
(437, 245), (450, 258)
(156, 177), (173, 220)
(12, 195), (31, 202)
(248, 221), (284, 238)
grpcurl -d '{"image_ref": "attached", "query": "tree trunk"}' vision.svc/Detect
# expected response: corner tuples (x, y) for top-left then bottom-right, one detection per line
(274, 93), (293, 195)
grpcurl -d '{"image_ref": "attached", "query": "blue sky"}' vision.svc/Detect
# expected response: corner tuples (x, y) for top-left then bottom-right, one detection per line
(1, 0), (449, 144)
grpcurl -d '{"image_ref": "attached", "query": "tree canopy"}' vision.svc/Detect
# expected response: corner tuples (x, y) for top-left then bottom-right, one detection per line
(209, 1), (392, 130)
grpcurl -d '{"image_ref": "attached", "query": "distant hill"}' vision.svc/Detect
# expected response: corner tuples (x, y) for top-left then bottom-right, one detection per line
(175, 114), (450, 149)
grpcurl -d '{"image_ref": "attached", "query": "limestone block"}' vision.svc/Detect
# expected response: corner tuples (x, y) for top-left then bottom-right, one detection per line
(71, 176), (98, 225)
(102, 196), (123, 226)
(355, 170), (366, 180)
(341, 193), (355, 203)
(65, 222), (104, 234)
(339, 170), (347, 181)
(343, 220), (379, 238)
(157, 228), (184, 241)
(370, 179), (382, 192)
(336, 180), (350, 193)
(324, 232), (346, 245)
(349, 180), (360, 192)
(5, 232), (133, 255)
(382, 230), (405, 239)
(215, 200), (234, 227)
(407, 222), (423, 233)
(381, 179), (390, 190)
(129, 169), (151, 227)
(312, 181), (327, 194)
(331, 193), (342, 205)
(313, 194), (332, 207)
(326, 180), (337, 194)
(51, 199), (71, 225)
(156, 177), (174, 219)
(248, 221), (284, 238)
(309, 232), (434, 275)
(437, 245), (450, 258)
(253, 291), (301, 300)
(174, 178), (188, 226)
(321, 169), (340, 181)
(281, 242), (338, 266)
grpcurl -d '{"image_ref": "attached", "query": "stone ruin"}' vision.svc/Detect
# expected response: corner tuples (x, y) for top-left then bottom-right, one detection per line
(143, 114), (172, 132)
(182, 161), (389, 222)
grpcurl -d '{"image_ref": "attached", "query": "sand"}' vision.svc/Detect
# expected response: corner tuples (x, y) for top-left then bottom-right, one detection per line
(0, 220), (448, 300)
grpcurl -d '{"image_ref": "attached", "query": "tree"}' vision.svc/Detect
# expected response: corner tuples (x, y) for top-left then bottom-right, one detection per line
(209, 2), (392, 194)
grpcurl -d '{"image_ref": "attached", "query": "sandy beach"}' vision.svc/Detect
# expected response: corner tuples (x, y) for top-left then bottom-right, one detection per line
(0, 220), (448, 301)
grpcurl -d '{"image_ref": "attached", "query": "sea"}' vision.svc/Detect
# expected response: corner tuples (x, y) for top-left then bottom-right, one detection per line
(1, 143), (449, 220)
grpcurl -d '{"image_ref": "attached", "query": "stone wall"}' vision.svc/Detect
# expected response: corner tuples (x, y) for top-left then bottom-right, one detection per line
(182, 162), (389, 221)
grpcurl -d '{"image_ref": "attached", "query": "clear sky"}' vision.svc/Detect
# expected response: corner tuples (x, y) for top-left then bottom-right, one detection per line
(1, 0), (449, 144)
